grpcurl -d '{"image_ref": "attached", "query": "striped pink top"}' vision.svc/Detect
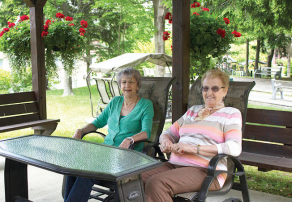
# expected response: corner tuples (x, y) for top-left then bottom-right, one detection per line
(162, 105), (242, 187)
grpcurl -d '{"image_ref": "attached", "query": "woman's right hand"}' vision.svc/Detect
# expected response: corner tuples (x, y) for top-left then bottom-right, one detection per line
(159, 139), (173, 153)
(73, 129), (82, 139)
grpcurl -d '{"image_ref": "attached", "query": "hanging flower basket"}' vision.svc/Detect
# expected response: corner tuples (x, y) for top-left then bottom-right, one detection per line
(0, 13), (88, 75)
(42, 13), (88, 74)
(0, 15), (31, 70)
(164, 1), (241, 77)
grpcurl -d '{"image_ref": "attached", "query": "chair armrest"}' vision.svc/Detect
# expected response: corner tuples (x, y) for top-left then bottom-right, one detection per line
(129, 140), (152, 150)
(196, 154), (249, 202)
(81, 131), (106, 139)
(129, 141), (167, 161)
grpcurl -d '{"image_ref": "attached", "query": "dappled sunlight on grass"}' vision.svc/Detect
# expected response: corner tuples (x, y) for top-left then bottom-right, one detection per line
(235, 165), (292, 198)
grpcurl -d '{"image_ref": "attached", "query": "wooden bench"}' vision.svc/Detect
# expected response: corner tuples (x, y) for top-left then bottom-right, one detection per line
(0, 91), (60, 135)
(239, 108), (292, 172)
(254, 66), (282, 79)
(271, 79), (292, 99)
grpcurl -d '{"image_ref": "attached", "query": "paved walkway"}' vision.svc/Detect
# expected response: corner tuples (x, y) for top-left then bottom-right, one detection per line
(0, 77), (292, 202)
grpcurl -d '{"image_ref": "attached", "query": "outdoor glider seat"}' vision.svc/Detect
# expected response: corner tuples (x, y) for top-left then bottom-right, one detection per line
(171, 79), (255, 202)
(92, 78), (112, 116)
(62, 77), (175, 201)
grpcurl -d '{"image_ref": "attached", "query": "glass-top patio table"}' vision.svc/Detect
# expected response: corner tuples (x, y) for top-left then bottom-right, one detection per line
(0, 135), (162, 202)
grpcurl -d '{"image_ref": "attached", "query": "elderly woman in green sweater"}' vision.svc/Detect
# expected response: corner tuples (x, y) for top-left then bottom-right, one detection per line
(64, 67), (154, 202)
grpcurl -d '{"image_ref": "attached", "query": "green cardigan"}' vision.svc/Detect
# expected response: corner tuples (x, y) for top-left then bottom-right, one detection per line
(92, 96), (154, 151)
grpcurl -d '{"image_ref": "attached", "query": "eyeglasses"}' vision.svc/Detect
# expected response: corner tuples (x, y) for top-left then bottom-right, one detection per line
(121, 81), (137, 85)
(201, 86), (225, 92)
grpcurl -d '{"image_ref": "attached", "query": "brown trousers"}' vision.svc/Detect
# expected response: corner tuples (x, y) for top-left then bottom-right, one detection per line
(142, 162), (220, 202)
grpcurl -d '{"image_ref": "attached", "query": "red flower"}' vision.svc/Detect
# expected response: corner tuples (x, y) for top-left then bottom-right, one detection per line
(168, 16), (173, 23)
(43, 25), (49, 32)
(80, 33), (84, 36)
(163, 31), (170, 41)
(223, 18), (230, 25)
(45, 19), (51, 26)
(216, 28), (226, 38)
(41, 31), (49, 37)
(165, 12), (172, 20)
(20, 15), (29, 21)
(191, 2), (201, 8)
(232, 30), (241, 37)
(7, 22), (15, 28)
(65, 16), (73, 21)
(192, 12), (200, 16)
(0, 31), (4, 37)
(79, 28), (86, 33)
(80, 20), (88, 28)
(3, 28), (9, 32)
(69, 23), (74, 26)
(56, 13), (65, 19)
(202, 7), (209, 12)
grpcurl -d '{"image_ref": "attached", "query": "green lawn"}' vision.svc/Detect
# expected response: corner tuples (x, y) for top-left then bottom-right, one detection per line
(0, 86), (291, 198)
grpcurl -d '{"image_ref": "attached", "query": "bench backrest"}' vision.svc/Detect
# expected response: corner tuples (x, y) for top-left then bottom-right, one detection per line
(138, 77), (175, 144)
(0, 91), (40, 127)
(244, 108), (292, 158)
(188, 79), (255, 134)
(262, 66), (282, 73)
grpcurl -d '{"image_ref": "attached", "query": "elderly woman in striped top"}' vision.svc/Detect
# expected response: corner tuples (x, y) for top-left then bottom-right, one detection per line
(142, 69), (242, 202)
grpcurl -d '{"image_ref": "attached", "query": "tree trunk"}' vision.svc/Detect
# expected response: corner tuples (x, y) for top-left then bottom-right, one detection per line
(117, 12), (122, 55)
(63, 70), (74, 96)
(287, 37), (292, 78)
(122, 22), (126, 54)
(153, 0), (166, 76)
(86, 36), (91, 80)
(255, 38), (260, 71)
(61, 2), (74, 96)
(245, 39), (249, 76)
(288, 51), (291, 78)
(267, 48), (274, 67)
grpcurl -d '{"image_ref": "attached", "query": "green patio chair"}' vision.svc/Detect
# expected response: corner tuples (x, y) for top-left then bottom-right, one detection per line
(172, 79), (255, 202)
(62, 77), (175, 201)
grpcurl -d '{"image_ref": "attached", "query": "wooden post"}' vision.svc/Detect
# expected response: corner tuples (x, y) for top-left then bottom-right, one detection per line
(24, 0), (47, 119)
(172, 0), (190, 122)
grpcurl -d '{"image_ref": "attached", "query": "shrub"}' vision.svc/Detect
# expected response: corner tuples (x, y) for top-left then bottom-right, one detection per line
(10, 67), (32, 93)
(0, 68), (12, 93)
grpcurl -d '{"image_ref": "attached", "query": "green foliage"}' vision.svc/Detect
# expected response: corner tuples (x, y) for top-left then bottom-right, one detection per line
(92, 0), (154, 62)
(10, 67), (32, 93)
(0, 68), (11, 93)
(189, 6), (237, 80)
(229, 42), (268, 69)
(0, 20), (31, 71)
(0, 67), (33, 93)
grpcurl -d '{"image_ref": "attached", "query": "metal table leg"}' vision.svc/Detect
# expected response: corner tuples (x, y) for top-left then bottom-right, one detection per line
(117, 174), (145, 202)
(4, 159), (28, 202)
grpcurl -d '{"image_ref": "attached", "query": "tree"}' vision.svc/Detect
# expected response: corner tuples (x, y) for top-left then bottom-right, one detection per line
(204, 0), (292, 75)
(153, 0), (167, 76)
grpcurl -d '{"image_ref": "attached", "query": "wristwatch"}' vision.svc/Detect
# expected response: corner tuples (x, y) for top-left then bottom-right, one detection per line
(126, 137), (134, 144)
(196, 144), (201, 155)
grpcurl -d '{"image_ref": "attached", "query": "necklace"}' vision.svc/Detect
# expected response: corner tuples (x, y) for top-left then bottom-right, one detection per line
(195, 102), (225, 120)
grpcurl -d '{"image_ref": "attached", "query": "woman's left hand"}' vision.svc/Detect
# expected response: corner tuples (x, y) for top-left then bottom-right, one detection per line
(171, 143), (195, 154)
(119, 139), (131, 149)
